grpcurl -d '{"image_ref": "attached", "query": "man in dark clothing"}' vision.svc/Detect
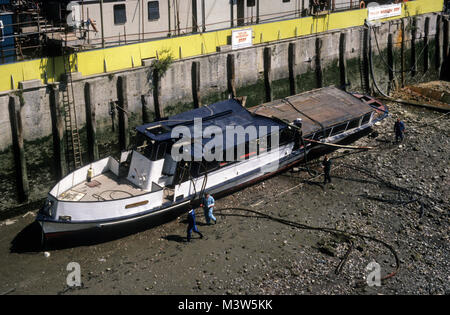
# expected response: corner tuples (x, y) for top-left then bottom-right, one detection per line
(186, 209), (203, 242)
(322, 155), (332, 184)
(394, 118), (405, 143)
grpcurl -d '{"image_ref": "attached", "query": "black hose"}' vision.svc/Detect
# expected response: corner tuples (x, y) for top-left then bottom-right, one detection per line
(300, 135), (316, 177)
(368, 24), (390, 98)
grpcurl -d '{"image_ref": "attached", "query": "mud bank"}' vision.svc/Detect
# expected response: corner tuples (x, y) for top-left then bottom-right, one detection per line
(0, 95), (448, 295)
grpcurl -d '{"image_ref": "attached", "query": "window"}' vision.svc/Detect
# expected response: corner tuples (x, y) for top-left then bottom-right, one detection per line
(247, 0), (256, 7)
(347, 118), (361, 130)
(361, 113), (372, 125)
(114, 4), (127, 25)
(148, 1), (160, 21)
(330, 123), (348, 136)
(282, 0), (291, 2)
(156, 142), (168, 160)
(314, 128), (331, 140)
(188, 160), (220, 178)
(0, 21), (4, 42)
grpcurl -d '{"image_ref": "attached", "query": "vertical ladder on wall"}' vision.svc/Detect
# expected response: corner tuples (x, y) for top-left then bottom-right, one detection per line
(61, 46), (83, 171)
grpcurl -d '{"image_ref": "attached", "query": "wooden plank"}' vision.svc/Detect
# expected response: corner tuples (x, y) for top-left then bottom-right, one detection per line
(379, 96), (450, 112)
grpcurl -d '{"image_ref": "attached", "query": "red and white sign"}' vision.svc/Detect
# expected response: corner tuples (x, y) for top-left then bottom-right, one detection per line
(232, 28), (253, 50)
(368, 4), (402, 21)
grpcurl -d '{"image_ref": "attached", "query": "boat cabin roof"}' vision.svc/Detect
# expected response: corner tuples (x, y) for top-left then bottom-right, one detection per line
(136, 98), (288, 152)
(250, 87), (375, 136)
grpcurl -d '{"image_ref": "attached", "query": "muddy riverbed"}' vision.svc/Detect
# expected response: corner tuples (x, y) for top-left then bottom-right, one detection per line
(0, 98), (448, 295)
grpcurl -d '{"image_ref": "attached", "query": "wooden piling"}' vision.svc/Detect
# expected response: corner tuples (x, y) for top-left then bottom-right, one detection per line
(411, 18), (417, 77)
(387, 33), (395, 94)
(315, 38), (323, 89)
(288, 42), (297, 95)
(435, 15), (442, 73)
(227, 54), (237, 98)
(192, 61), (201, 108)
(8, 95), (29, 202)
(362, 28), (370, 93)
(400, 20), (405, 87)
(442, 18), (450, 80)
(339, 32), (348, 90)
(49, 84), (67, 179)
(424, 17), (430, 73)
(84, 82), (99, 162)
(152, 70), (162, 120)
(444, 18), (449, 61)
(264, 47), (273, 102)
(117, 76), (129, 151)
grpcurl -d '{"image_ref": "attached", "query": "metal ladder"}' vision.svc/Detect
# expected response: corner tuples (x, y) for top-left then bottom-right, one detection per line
(61, 46), (83, 171)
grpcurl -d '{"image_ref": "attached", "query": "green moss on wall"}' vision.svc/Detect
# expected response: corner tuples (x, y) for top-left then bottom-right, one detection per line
(236, 79), (266, 108)
(272, 78), (291, 100)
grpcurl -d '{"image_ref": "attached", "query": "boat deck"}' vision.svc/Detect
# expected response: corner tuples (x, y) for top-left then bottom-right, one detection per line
(250, 87), (374, 136)
(59, 171), (147, 202)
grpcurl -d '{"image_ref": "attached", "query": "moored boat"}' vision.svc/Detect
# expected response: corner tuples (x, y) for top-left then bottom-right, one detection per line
(36, 86), (388, 238)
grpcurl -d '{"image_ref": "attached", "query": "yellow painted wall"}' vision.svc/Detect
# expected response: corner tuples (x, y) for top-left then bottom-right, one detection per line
(0, 0), (444, 93)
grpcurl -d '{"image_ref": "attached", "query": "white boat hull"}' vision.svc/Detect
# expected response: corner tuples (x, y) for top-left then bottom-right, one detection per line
(36, 89), (388, 239)
(39, 200), (191, 237)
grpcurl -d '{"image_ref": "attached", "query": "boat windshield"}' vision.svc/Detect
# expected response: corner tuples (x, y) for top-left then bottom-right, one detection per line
(134, 133), (170, 161)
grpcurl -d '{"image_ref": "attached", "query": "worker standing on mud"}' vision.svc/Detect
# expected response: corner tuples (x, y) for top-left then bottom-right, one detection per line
(186, 208), (203, 242)
(322, 155), (332, 185)
(201, 192), (217, 225)
(394, 118), (405, 143)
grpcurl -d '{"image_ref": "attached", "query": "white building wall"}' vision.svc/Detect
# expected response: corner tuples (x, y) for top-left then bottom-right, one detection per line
(74, 0), (373, 48)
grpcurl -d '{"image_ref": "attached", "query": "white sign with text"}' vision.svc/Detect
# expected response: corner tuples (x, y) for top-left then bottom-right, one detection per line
(232, 28), (253, 50)
(368, 4), (402, 21)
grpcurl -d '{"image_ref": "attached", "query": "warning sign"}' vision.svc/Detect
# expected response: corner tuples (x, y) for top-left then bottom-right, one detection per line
(232, 28), (253, 50)
(368, 4), (402, 21)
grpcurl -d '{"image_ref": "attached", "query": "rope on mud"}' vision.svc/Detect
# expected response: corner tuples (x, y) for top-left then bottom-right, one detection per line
(214, 207), (400, 286)
(420, 112), (450, 128)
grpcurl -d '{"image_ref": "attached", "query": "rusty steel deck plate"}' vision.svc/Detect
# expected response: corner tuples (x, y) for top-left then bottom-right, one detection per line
(250, 87), (374, 136)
